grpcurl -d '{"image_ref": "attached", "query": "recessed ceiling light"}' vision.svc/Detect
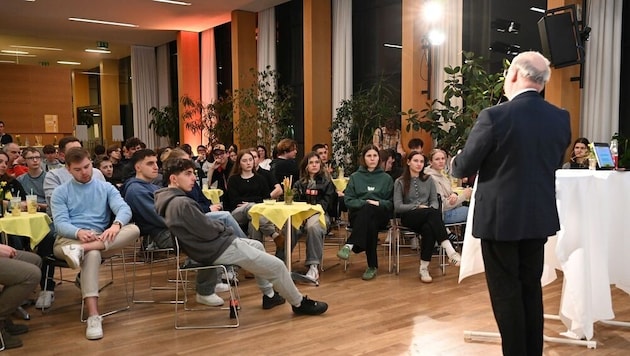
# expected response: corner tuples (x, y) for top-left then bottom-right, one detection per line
(10, 45), (62, 51)
(57, 61), (81, 65)
(153, 0), (191, 5)
(1, 50), (29, 55)
(530, 7), (546, 13)
(69, 17), (138, 28)
(383, 43), (402, 49)
(0, 53), (35, 57)
(0, 60), (16, 64)
(85, 48), (111, 54)
(81, 71), (102, 75)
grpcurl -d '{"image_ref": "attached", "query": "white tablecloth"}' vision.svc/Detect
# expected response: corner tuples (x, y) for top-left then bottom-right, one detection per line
(459, 170), (630, 341)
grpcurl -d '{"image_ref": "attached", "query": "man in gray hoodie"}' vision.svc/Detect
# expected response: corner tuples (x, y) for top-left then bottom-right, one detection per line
(155, 158), (328, 315)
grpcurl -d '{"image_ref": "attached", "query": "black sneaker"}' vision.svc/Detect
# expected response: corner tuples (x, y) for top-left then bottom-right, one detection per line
(4, 319), (28, 335)
(262, 292), (286, 309)
(292, 296), (328, 315)
(0, 328), (23, 349)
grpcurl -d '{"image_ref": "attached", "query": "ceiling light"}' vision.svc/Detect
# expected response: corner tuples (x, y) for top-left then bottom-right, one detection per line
(530, 7), (546, 14)
(422, 1), (444, 23)
(1, 49), (29, 55)
(153, 0), (191, 5)
(10, 45), (62, 51)
(0, 60), (16, 64)
(69, 17), (138, 28)
(427, 29), (446, 46)
(85, 48), (111, 54)
(0, 53), (35, 57)
(383, 43), (403, 49)
(57, 61), (81, 65)
(81, 72), (102, 75)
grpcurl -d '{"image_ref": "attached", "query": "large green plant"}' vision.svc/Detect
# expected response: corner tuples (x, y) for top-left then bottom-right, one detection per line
(331, 78), (399, 172)
(180, 92), (233, 147)
(406, 52), (506, 155)
(232, 66), (293, 150)
(149, 104), (179, 146)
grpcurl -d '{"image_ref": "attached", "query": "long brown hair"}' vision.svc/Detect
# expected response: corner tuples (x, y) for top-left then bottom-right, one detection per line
(401, 150), (429, 196)
(230, 150), (255, 177)
(298, 151), (323, 184)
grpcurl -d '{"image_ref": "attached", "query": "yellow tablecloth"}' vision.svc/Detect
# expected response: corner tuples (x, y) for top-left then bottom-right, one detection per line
(332, 177), (349, 191)
(248, 202), (326, 231)
(202, 188), (224, 204)
(0, 212), (52, 249)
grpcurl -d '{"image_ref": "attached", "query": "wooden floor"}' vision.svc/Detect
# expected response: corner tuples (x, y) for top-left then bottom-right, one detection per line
(6, 229), (630, 355)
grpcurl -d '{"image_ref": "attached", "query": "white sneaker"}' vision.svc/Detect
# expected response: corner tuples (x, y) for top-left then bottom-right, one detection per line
(86, 315), (103, 340)
(410, 237), (419, 250)
(419, 266), (433, 283)
(196, 293), (224, 306)
(35, 291), (55, 309)
(214, 283), (230, 293)
(61, 244), (84, 269)
(306, 265), (320, 281)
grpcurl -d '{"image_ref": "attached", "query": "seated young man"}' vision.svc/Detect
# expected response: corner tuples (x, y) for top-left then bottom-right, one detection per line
(122, 148), (239, 306)
(52, 147), (140, 340)
(155, 158), (328, 315)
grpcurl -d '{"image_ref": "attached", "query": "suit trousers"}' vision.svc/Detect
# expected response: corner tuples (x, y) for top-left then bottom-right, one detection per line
(481, 238), (547, 356)
(348, 204), (390, 268)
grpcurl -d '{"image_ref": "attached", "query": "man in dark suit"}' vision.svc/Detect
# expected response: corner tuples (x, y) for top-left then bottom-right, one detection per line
(451, 51), (571, 356)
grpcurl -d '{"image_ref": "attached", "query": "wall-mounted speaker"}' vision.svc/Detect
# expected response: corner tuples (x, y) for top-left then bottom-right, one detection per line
(538, 12), (581, 68)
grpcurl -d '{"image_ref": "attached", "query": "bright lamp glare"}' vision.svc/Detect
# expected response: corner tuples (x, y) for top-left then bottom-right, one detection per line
(423, 1), (444, 23)
(427, 29), (446, 46)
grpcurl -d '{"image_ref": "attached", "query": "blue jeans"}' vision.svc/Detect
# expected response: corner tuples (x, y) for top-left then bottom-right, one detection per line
(444, 206), (469, 224)
(205, 211), (247, 239)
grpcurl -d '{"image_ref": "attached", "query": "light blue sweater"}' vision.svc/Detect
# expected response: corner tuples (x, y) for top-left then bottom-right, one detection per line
(51, 177), (132, 239)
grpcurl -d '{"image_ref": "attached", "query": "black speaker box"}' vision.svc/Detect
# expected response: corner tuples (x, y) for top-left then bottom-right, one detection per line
(538, 13), (580, 68)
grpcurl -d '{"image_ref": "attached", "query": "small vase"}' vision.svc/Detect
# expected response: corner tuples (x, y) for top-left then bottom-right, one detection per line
(284, 194), (293, 205)
(588, 158), (597, 170)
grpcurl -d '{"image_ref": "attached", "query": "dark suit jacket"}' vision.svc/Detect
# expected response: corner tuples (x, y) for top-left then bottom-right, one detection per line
(451, 91), (571, 241)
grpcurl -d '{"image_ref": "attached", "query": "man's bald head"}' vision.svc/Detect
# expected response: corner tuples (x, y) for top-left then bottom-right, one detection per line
(503, 51), (551, 99)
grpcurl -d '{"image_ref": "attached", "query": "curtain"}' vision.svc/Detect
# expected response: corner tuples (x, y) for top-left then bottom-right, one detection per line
(201, 29), (217, 106)
(432, 0), (463, 103)
(581, 0), (623, 142)
(131, 45), (159, 149)
(258, 8), (276, 75)
(332, 0), (353, 118)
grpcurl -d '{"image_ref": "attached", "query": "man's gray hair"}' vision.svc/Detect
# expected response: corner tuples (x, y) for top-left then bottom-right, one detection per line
(511, 51), (551, 85)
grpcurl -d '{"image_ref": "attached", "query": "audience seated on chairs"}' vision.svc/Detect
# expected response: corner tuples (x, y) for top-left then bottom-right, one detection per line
(256, 145), (273, 171)
(288, 151), (336, 282)
(51, 147), (140, 340)
(424, 149), (472, 225)
(379, 148), (403, 181)
(207, 143), (233, 192)
(337, 145), (393, 281)
(393, 151), (461, 283)
(42, 144), (64, 172)
(122, 148), (230, 306)
(562, 137), (591, 169)
(248, 147), (283, 200)
(0, 245), (40, 349)
(162, 148), (247, 237)
(155, 158), (328, 316)
(226, 150), (284, 256)
(16, 147), (58, 309)
(4, 143), (28, 178)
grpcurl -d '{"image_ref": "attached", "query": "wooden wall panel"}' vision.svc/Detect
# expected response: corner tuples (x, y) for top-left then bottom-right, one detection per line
(0, 63), (73, 145)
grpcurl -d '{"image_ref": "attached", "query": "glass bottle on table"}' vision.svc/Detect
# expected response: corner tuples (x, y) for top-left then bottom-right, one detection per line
(610, 138), (619, 169)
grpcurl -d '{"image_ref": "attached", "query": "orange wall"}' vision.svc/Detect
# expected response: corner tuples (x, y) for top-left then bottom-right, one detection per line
(177, 31), (202, 147)
(0, 63), (73, 145)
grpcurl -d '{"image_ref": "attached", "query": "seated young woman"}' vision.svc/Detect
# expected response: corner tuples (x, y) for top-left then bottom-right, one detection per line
(336, 145), (393, 281)
(424, 149), (472, 224)
(288, 152), (336, 282)
(562, 137), (590, 169)
(394, 151), (461, 283)
(226, 150), (284, 256)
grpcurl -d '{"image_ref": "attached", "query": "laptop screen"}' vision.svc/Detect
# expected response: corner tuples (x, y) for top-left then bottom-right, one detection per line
(592, 142), (615, 169)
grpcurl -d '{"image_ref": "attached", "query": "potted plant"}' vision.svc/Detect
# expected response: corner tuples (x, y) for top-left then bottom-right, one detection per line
(232, 66), (293, 150)
(405, 52), (507, 155)
(149, 104), (179, 146)
(330, 77), (399, 173)
(180, 93), (233, 147)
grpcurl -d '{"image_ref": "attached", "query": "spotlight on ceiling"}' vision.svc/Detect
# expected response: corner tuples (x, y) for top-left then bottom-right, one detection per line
(492, 19), (521, 34)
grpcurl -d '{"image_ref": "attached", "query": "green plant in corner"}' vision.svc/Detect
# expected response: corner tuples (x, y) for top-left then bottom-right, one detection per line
(180, 92), (233, 147)
(405, 52), (507, 155)
(149, 104), (179, 146)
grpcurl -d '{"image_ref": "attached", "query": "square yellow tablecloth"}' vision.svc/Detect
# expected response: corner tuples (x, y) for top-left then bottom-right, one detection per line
(202, 188), (224, 204)
(0, 212), (52, 249)
(248, 202), (326, 231)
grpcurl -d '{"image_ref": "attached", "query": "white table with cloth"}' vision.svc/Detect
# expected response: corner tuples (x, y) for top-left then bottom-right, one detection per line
(459, 170), (630, 347)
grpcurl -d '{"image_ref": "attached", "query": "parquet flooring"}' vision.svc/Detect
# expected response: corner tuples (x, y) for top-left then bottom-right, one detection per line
(5, 228), (630, 355)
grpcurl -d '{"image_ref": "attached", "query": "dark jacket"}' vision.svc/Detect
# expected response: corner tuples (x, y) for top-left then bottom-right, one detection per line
(451, 91), (571, 241)
(121, 177), (166, 238)
(270, 158), (299, 190)
(292, 174), (336, 213)
(154, 187), (235, 265)
(343, 166), (394, 213)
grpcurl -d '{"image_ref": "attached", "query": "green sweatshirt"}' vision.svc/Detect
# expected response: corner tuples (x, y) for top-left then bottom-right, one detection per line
(343, 166), (393, 213)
